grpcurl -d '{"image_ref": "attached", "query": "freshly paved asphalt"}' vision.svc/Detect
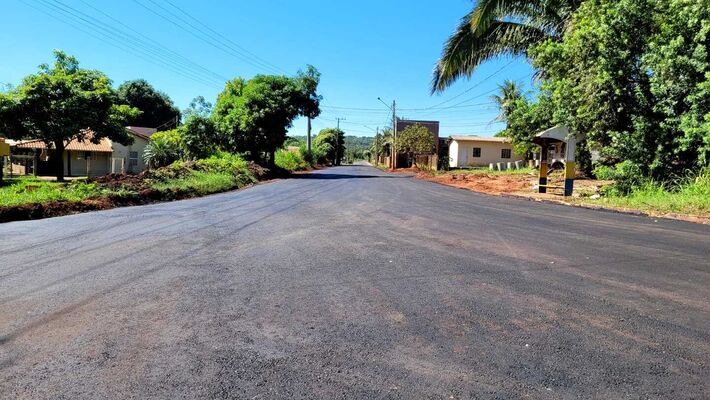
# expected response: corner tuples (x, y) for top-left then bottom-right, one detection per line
(0, 165), (708, 399)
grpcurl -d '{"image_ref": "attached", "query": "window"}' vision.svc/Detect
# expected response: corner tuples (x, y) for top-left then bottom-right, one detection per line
(501, 148), (512, 159)
(78, 151), (92, 160)
(129, 151), (138, 167)
(472, 147), (481, 157)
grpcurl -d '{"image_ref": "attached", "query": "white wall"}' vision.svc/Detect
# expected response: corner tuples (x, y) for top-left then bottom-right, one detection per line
(112, 135), (149, 173)
(450, 140), (524, 168)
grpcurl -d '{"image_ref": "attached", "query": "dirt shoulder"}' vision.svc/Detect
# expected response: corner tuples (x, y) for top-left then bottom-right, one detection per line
(414, 169), (709, 225)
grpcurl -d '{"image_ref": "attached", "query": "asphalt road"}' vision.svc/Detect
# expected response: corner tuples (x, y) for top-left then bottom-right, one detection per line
(1, 165), (708, 399)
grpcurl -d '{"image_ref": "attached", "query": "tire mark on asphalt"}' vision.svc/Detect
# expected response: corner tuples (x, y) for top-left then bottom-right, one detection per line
(0, 179), (329, 281)
(0, 179), (348, 305)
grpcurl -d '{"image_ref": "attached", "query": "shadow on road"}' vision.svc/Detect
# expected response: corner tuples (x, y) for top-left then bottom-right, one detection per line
(291, 173), (408, 180)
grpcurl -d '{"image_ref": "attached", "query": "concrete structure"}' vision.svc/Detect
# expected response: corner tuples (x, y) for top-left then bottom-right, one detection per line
(448, 136), (524, 168)
(111, 127), (156, 174)
(533, 125), (577, 196)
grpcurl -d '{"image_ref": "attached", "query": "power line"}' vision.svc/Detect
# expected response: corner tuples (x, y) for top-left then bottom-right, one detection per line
(133, 0), (284, 75)
(75, 0), (229, 83)
(25, 0), (223, 88)
(161, 0), (288, 75)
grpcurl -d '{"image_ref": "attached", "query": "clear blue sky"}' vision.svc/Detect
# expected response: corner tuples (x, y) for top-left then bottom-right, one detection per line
(1, 0), (535, 137)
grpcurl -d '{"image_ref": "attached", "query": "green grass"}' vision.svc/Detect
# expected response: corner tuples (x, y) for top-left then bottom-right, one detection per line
(0, 177), (107, 207)
(582, 175), (710, 216)
(149, 171), (246, 195)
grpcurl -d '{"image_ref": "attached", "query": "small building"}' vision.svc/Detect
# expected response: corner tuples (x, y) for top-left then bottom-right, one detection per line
(448, 135), (524, 168)
(111, 126), (156, 174)
(8, 126), (156, 177)
(395, 119), (440, 168)
(12, 136), (113, 177)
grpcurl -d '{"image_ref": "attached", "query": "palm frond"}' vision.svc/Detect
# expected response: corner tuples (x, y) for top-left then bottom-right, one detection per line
(432, 20), (548, 93)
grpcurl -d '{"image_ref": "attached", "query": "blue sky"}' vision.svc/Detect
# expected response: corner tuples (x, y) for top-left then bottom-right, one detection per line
(1, 0), (535, 137)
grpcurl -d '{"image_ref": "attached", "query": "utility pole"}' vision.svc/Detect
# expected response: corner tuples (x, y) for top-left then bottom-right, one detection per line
(375, 127), (379, 165)
(335, 117), (345, 165)
(391, 100), (397, 169)
(307, 116), (312, 152)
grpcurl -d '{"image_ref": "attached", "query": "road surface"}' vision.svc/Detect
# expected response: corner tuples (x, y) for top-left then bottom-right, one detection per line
(1, 165), (708, 399)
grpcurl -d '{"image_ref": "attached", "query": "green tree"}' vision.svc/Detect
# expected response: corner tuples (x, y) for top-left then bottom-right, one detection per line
(397, 124), (435, 164)
(143, 129), (184, 168)
(643, 0), (710, 171)
(213, 72), (320, 167)
(490, 80), (525, 127)
(179, 115), (219, 159)
(183, 95), (213, 119)
(0, 51), (138, 181)
(432, 0), (581, 92)
(314, 128), (345, 165)
(117, 79), (181, 129)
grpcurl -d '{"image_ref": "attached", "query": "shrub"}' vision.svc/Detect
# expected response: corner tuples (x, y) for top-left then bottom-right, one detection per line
(594, 160), (647, 195)
(195, 152), (255, 185)
(143, 129), (185, 168)
(275, 149), (310, 172)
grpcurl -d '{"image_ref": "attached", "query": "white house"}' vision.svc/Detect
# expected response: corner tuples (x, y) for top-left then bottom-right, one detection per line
(111, 127), (156, 174)
(448, 136), (525, 168)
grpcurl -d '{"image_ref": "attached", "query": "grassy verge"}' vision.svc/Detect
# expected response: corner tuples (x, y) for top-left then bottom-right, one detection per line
(0, 178), (108, 207)
(578, 174), (710, 217)
(149, 171), (248, 195)
(0, 152), (261, 222)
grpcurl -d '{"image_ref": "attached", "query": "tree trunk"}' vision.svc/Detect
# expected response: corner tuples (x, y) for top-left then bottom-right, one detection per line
(53, 140), (65, 182)
(268, 149), (276, 169)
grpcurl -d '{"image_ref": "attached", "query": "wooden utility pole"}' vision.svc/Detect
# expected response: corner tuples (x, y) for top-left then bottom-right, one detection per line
(391, 100), (397, 169)
(335, 117), (346, 165)
(307, 116), (312, 152)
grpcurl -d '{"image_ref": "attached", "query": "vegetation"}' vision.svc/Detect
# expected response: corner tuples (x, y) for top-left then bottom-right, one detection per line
(432, 0), (580, 92)
(212, 69), (321, 166)
(436, 0), (708, 206)
(117, 79), (181, 129)
(583, 168), (710, 216)
(397, 124), (435, 156)
(0, 177), (106, 207)
(0, 51), (139, 181)
(275, 149), (311, 172)
(490, 80), (525, 128)
(314, 128), (345, 165)
(143, 129), (185, 168)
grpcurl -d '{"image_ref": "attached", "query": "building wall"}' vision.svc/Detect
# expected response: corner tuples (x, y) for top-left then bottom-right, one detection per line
(448, 140), (460, 168)
(111, 136), (149, 173)
(65, 151), (111, 177)
(450, 140), (524, 168)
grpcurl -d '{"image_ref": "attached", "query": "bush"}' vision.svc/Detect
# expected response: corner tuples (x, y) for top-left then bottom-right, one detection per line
(195, 151), (251, 175)
(143, 129), (185, 168)
(594, 160), (647, 195)
(275, 149), (310, 172)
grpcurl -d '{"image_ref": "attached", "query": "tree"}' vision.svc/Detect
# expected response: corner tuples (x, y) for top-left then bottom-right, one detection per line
(0, 51), (138, 181)
(117, 79), (181, 129)
(183, 95), (213, 119)
(432, 0), (581, 92)
(490, 80), (525, 127)
(213, 71), (320, 167)
(296, 65), (322, 151)
(179, 115), (219, 159)
(397, 124), (435, 166)
(143, 129), (184, 168)
(314, 128), (345, 165)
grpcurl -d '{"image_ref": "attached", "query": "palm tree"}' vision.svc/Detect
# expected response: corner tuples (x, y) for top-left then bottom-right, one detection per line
(432, 0), (581, 93)
(490, 80), (524, 127)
